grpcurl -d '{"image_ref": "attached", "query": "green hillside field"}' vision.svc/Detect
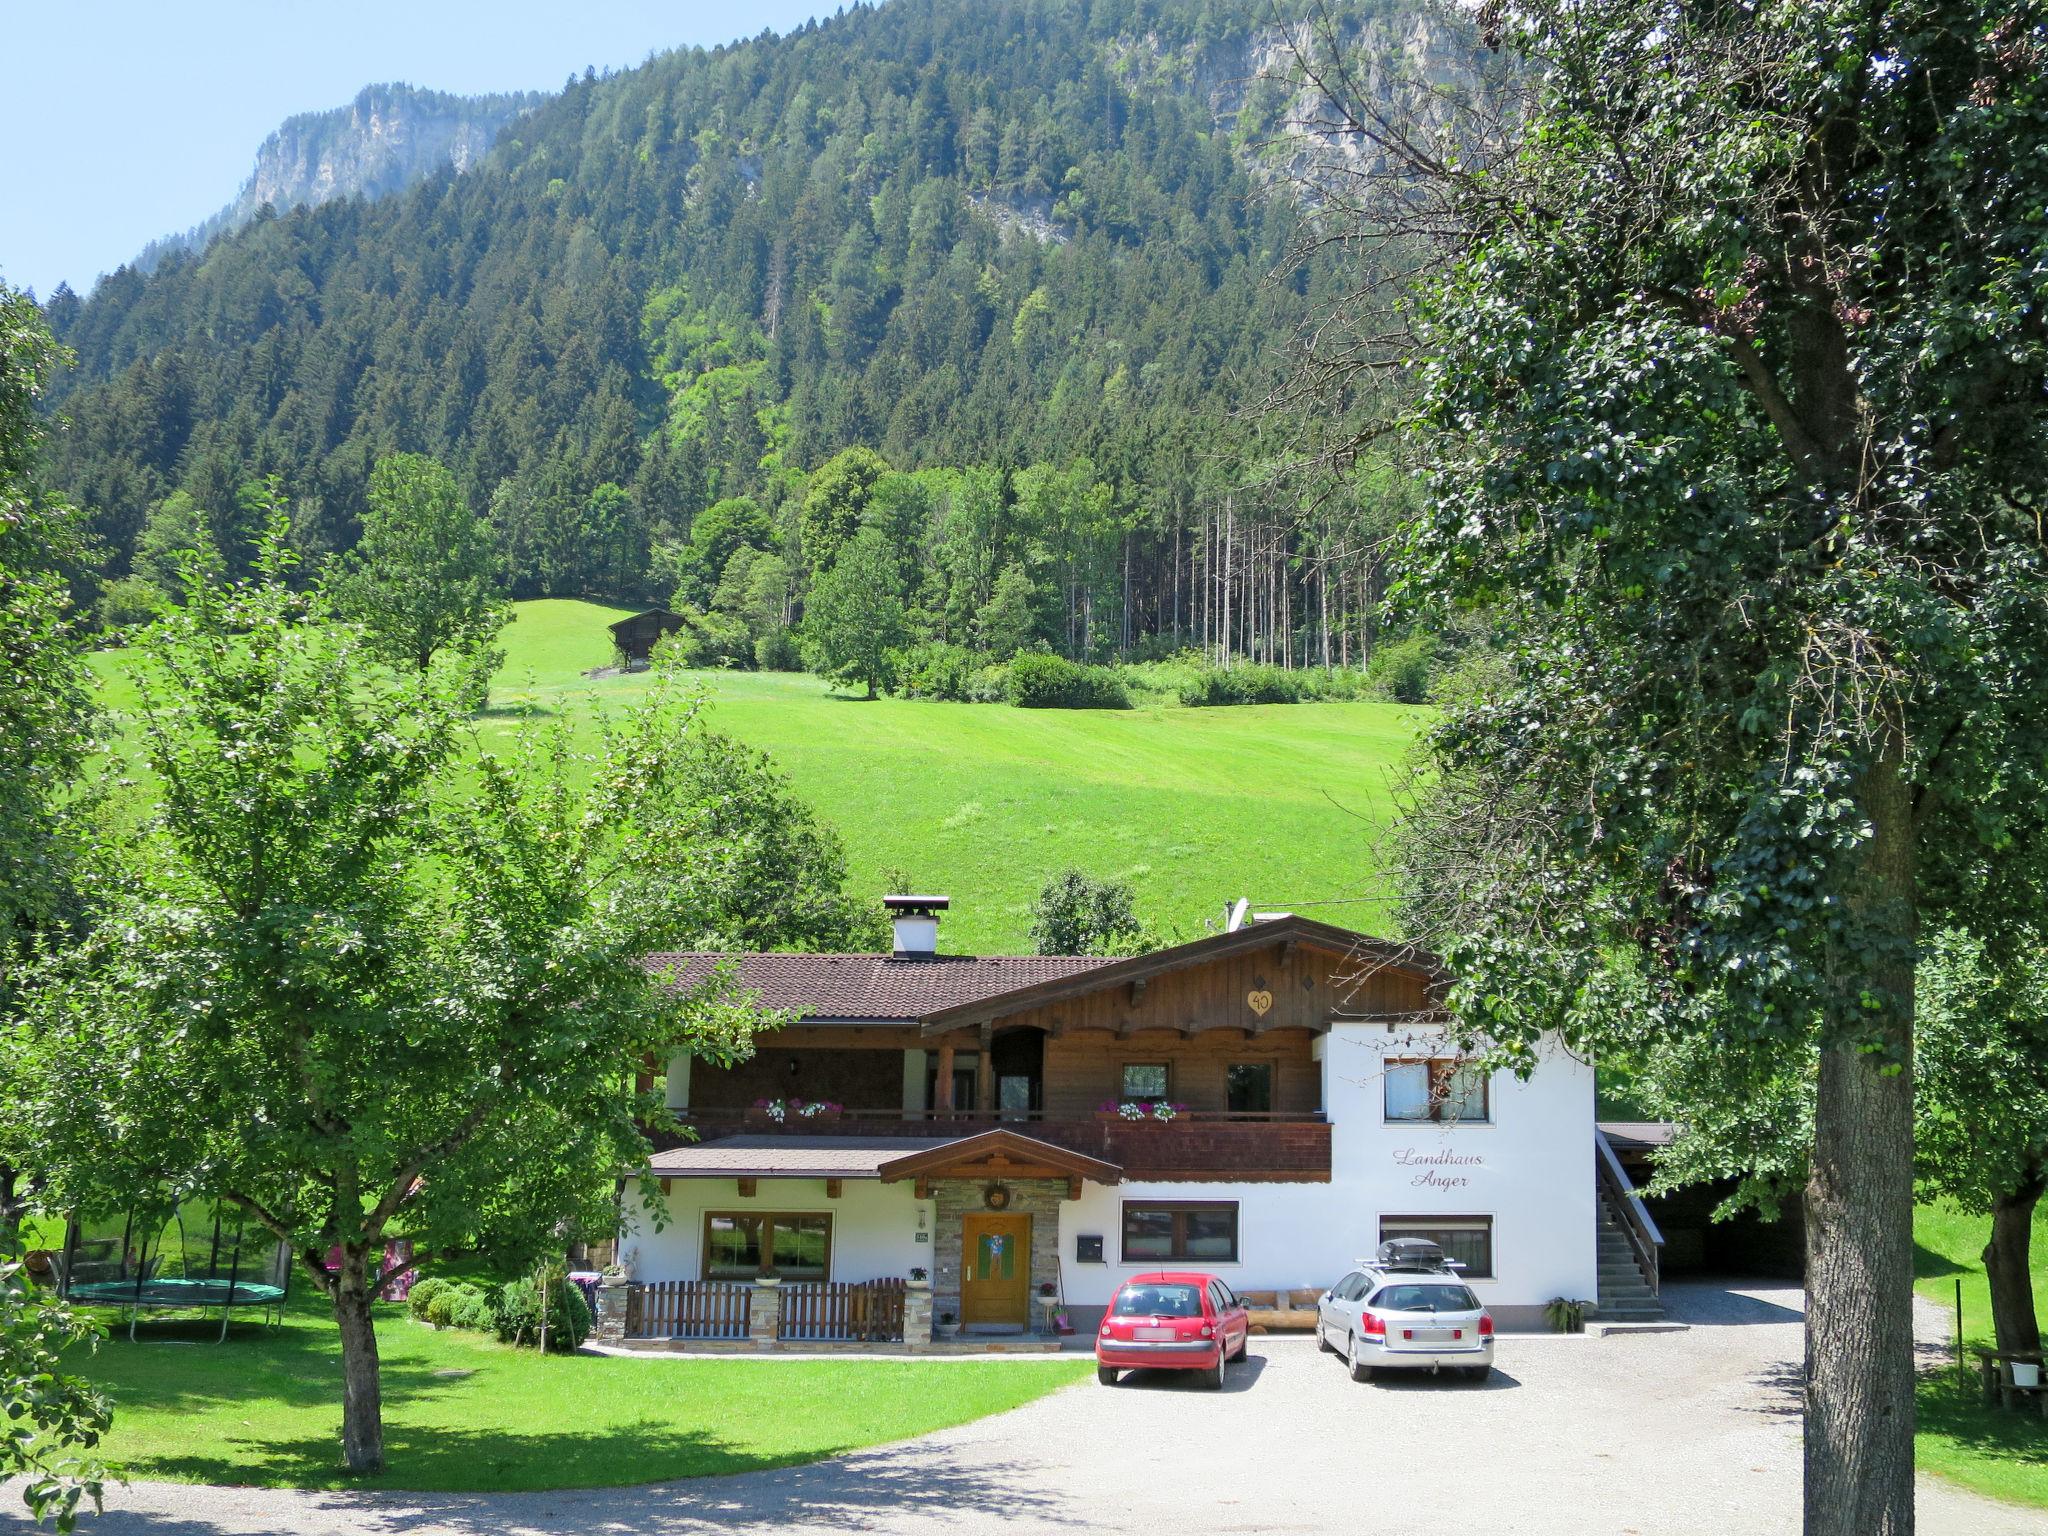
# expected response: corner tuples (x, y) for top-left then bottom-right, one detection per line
(86, 599), (1423, 955)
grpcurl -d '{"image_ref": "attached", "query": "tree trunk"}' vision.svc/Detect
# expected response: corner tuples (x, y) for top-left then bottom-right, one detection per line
(1804, 740), (1916, 1536)
(333, 1247), (386, 1475)
(1984, 1170), (2045, 1359)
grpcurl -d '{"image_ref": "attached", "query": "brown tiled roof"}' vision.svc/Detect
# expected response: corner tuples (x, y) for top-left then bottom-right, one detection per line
(645, 1135), (955, 1179)
(638, 951), (1114, 1021)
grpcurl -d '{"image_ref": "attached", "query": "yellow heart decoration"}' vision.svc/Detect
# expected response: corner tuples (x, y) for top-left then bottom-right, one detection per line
(1247, 989), (1274, 1017)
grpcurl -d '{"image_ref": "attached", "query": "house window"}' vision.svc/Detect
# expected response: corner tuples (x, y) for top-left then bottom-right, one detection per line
(703, 1212), (832, 1280)
(1383, 1059), (1490, 1124)
(1226, 1062), (1273, 1115)
(1120, 1062), (1170, 1101)
(1121, 1201), (1239, 1263)
(1379, 1215), (1493, 1279)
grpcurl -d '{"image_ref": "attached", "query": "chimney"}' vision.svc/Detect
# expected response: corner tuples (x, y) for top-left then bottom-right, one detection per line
(884, 895), (949, 959)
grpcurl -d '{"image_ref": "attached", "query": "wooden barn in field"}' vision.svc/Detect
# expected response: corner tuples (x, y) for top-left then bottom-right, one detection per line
(609, 609), (687, 669)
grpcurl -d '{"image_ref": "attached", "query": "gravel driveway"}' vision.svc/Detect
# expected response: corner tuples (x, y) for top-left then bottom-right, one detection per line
(12, 1282), (2044, 1536)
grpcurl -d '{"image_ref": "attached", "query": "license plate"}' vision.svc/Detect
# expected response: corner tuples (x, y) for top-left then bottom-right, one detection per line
(1135, 1326), (1176, 1341)
(1409, 1328), (1455, 1343)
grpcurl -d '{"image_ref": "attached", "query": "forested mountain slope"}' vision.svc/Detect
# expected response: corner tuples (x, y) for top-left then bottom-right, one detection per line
(127, 83), (548, 278)
(42, 0), (1469, 664)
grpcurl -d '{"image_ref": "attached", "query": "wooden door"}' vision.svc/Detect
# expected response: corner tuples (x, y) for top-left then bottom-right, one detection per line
(961, 1213), (1031, 1326)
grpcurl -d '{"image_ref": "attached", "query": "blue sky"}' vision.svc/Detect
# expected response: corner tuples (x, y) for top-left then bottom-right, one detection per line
(1, 1), (832, 298)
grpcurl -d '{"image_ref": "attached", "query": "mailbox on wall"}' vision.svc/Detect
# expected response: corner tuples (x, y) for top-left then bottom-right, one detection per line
(1075, 1234), (1104, 1264)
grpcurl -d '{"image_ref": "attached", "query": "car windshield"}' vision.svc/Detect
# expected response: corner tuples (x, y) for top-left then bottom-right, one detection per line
(1370, 1284), (1481, 1313)
(1112, 1283), (1204, 1317)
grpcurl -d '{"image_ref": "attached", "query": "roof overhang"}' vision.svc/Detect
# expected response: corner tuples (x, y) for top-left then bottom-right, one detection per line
(916, 915), (1446, 1037)
(877, 1129), (1121, 1200)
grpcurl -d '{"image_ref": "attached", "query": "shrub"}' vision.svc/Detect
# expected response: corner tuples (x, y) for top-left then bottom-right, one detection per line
(892, 641), (979, 701)
(672, 608), (754, 669)
(406, 1276), (448, 1320)
(1362, 632), (1438, 704)
(449, 1289), (500, 1333)
(424, 1289), (461, 1328)
(97, 575), (169, 631)
(753, 625), (801, 672)
(1176, 663), (1311, 707)
(1004, 652), (1129, 709)
(495, 1277), (592, 1351)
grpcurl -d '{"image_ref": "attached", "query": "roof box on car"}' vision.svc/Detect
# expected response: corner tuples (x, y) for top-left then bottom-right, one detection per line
(1372, 1237), (1453, 1273)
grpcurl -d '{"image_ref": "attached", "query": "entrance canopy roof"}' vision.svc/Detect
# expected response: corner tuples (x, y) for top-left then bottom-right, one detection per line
(877, 1128), (1122, 1200)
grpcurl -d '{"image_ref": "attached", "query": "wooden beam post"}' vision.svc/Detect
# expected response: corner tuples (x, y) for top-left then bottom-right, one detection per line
(737, 1177), (757, 1198)
(977, 1022), (995, 1113)
(825, 1178), (842, 1199)
(935, 1040), (956, 1113)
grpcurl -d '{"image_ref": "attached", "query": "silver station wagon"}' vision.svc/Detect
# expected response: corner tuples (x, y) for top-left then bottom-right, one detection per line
(1316, 1239), (1494, 1382)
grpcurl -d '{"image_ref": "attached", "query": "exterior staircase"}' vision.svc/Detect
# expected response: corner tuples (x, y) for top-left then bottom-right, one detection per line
(1596, 1206), (1665, 1321)
(1594, 1130), (1666, 1322)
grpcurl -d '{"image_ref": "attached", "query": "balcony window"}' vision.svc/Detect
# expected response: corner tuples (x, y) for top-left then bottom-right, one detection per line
(1120, 1201), (1239, 1263)
(1379, 1215), (1493, 1279)
(703, 1212), (832, 1280)
(1120, 1062), (1170, 1100)
(1226, 1062), (1273, 1114)
(1383, 1059), (1490, 1124)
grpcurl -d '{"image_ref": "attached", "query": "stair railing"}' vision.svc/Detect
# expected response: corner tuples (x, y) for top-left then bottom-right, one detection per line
(1594, 1129), (1664, 1297)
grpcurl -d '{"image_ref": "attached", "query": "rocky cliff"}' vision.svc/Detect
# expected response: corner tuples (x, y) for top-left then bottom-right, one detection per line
(135, 82), (545, 272)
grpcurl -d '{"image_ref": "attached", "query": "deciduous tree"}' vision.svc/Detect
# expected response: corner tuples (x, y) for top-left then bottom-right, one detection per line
(801, 526), (907, 698)
(330, 453), (504, 673)
(1287, 4), (2048, 1529)
(1029, 868), (1145, 958)
(12, 517), (777, 1476)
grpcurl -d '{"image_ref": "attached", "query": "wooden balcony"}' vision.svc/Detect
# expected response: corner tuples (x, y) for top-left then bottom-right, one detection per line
(671, 1109), (1332, 1183)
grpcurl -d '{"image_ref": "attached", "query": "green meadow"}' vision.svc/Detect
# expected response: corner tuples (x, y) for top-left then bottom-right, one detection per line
(91, 598), (1425, 955)
(1914, 1202), (2048, 1509)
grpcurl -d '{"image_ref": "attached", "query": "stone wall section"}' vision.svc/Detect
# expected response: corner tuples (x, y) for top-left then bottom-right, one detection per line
(931, 1177), (1067, 1330)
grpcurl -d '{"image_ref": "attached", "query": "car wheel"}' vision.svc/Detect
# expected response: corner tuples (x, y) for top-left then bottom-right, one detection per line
(1466, 1365), (1491, 1384)
(1230, 1332), (1248, 1362)
(1348, 1335), (1373, 1384)
(1316, 1320), (1335, 1355)
(1204, 1353), (1226, 1391)
(1097, 1364), (1120, 1386)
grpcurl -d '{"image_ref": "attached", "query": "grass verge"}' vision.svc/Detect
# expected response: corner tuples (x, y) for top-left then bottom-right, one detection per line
(72, 1297), (1089, 1492)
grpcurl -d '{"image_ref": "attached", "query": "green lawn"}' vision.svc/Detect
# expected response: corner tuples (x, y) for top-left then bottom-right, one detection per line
(90, 598), (1426, 955)
(73, 1298), (1088, 1492)
(1914, 1200), (2048, 1508)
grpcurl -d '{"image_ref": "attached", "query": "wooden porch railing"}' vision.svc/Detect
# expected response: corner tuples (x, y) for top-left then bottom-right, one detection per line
(778, 1279), (906, 1343)
(665, 1110), (1334, 1181)
(626, 1280), (753, 1340)
(1595, 1129), (1664, 1296)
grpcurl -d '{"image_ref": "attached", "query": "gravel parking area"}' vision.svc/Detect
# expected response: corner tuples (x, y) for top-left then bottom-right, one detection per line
(12, 1282), (2044, 1536)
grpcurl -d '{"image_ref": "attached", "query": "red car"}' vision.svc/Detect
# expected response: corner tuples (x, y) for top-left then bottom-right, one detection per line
(1095, 1271), (1250, 1389)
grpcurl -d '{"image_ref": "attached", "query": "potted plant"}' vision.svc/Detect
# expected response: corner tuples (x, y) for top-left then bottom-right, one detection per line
(908, 1267), (930, 1288)
(1095, 1099), (1188, 1124)
(795, 1098), (844, 1123)
(1545, 1296), (1587, 1334)
(747, 1097), (788, 1126)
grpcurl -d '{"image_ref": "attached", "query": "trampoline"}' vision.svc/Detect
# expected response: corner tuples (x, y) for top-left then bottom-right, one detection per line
(58, 1199), (291, 1341)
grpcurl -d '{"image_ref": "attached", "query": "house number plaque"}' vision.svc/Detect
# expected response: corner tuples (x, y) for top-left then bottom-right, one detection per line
(1246, 989), (1273, 1017)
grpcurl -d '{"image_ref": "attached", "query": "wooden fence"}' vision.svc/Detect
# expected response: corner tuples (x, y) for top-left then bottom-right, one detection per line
(778, 1279), (906, 1342)
(626, 1280), (753, 1340)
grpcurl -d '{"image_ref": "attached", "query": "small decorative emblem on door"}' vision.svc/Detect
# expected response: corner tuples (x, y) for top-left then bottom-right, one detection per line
(1247, 989), (1274, 1017)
